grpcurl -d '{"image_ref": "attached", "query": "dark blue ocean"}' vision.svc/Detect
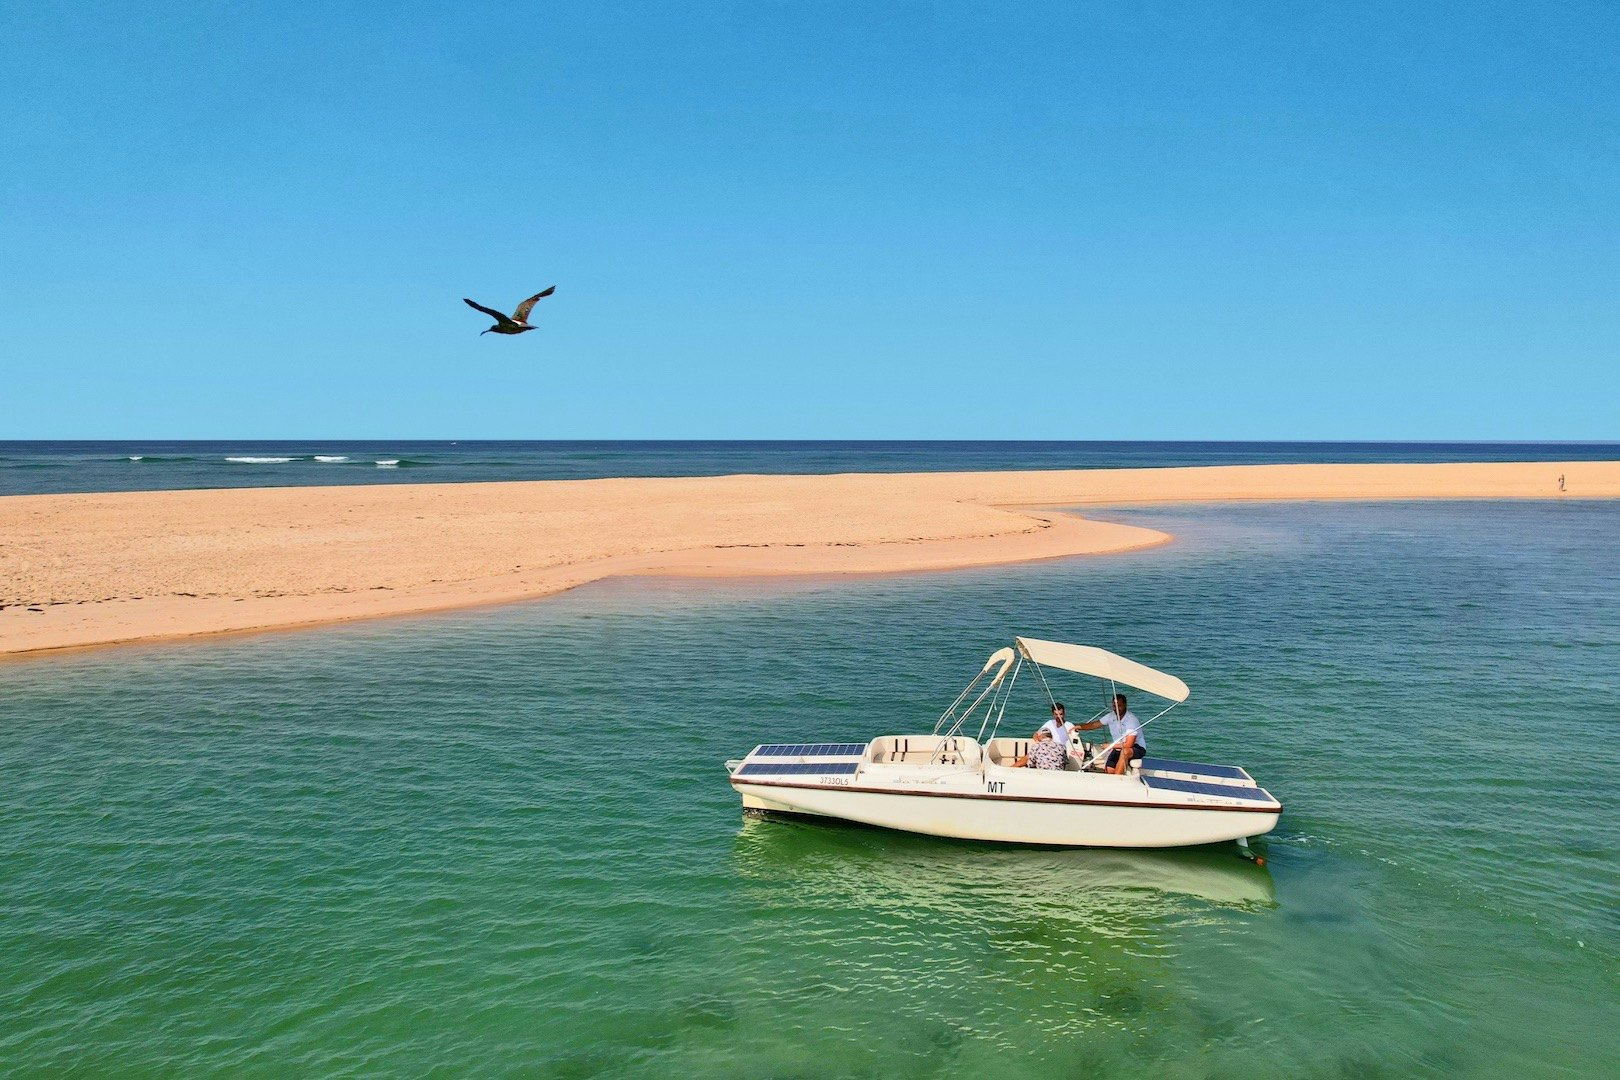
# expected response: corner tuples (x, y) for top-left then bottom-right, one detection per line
(2, 440), (1616, 496)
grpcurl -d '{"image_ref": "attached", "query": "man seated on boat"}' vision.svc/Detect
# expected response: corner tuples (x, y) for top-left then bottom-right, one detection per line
(1036, 702), (1075, 751)
(1014, 729), (1068, 770)
(1010, 703), (1080, 769)
(1077, 693), (1146, 774)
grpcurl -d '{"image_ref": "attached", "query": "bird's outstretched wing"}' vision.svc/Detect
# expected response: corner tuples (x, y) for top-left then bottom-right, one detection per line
(464, 298), (516, 325)
(512, 286), (556, 323)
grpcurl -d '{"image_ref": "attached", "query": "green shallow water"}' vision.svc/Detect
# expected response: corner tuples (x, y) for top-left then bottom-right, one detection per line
(2, 501), (1617, 1077)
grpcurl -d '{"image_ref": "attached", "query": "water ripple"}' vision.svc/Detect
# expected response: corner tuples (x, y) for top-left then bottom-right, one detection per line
(2, 501), (1618, 1075)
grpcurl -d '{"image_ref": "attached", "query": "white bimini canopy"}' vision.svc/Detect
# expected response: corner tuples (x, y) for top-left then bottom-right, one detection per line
(1014, 637), (1190, 703)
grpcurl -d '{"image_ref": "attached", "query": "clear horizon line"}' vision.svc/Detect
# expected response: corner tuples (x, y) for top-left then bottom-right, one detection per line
(6, 437), (1619, 446)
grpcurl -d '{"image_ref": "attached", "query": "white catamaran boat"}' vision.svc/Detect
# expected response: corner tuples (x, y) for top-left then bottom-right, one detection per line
(726, 636), (1282, 850)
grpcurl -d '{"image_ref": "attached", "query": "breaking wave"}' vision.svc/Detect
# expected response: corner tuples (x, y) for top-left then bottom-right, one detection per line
(225, 456), (294, 464)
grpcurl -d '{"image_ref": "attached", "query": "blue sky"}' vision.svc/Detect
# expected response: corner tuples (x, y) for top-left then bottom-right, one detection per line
(2, 1), (1615, 439)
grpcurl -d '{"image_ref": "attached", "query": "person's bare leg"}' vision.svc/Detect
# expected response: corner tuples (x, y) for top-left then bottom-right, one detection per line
(1110, 734), (1137, 775)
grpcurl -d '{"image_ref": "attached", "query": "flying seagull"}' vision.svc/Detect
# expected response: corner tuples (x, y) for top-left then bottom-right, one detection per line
(463, 287), (556, 335)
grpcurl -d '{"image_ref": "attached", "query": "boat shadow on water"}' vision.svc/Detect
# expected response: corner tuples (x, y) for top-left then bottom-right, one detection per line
(731, 814), (1277, 920)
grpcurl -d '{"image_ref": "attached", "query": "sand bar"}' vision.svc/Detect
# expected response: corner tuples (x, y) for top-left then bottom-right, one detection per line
(2, 460), (1615, 657)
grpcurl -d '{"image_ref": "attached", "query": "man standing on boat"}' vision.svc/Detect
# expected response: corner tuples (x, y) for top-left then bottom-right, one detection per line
(1078, 694), (1147, 773)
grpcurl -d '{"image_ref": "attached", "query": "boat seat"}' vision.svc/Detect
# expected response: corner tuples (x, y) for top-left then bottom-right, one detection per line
(878, 749), (962, 764)
(1005, 740), (1032, 765)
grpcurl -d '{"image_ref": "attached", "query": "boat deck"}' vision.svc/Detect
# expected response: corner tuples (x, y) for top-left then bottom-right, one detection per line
(733, 760), (860, 778)
(1142, 774), (1278, 803)
(1141, 757), (1250, 781)
(754, 743), (867, 757)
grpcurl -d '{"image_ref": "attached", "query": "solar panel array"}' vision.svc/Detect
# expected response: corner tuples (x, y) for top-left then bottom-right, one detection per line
(735, 761), (861, 778)
(1140, 757), (1248, 781)
(753, 743), (866, 758)
(1142, 775), (1277, 803)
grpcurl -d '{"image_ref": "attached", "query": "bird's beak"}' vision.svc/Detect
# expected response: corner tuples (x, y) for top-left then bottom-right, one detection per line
(480, 329), (492, 336)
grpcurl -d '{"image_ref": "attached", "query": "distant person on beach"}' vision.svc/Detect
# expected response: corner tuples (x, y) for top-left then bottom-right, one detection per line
(1077, 694), (1147, 774)
(1559, 474), (1566, 493)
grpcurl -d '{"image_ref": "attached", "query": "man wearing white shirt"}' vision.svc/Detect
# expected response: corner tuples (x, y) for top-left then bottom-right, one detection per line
(1078, 693), (1147, 774)
(1033, 702), (1078, 767)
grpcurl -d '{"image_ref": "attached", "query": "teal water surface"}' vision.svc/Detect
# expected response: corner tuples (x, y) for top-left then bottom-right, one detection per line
(2, 501), (1617, 1076)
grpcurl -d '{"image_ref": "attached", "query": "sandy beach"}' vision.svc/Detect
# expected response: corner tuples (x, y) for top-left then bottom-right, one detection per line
(2, 460), (1615, 657)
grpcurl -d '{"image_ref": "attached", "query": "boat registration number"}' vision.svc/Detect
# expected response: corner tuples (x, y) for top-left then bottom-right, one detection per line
(819, 776), (850, 786)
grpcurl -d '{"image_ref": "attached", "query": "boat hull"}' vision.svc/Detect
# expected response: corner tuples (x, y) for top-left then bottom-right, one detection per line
(731, 778), (1279, 848)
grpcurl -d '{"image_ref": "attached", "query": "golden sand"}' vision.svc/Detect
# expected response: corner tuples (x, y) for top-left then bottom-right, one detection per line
(3, 461), (1614, 657)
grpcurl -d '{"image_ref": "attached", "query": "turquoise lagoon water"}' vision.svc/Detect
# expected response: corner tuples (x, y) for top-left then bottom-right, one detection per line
(2, 500), (1616, 1076)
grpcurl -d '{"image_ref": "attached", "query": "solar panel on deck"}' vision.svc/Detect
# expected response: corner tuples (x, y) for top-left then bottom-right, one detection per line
(754, 743), (866, 758)
(1141, 757), (1248, 781)
(735, 761), (861, 777)
(1142, 775), (1277, 803)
